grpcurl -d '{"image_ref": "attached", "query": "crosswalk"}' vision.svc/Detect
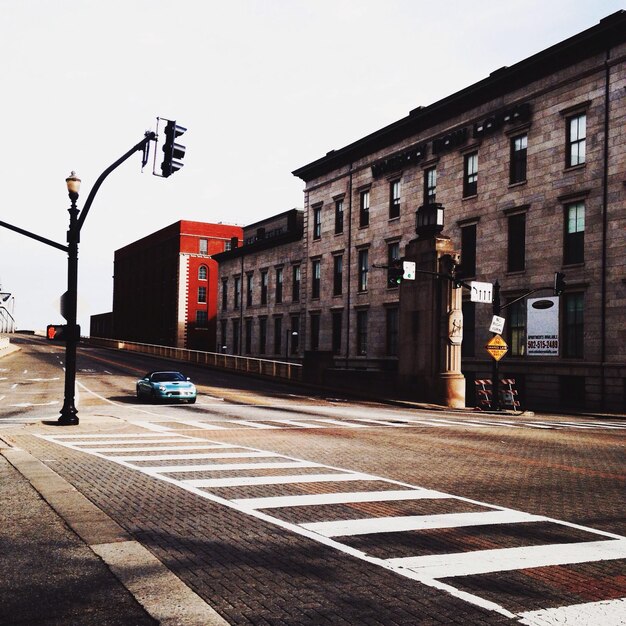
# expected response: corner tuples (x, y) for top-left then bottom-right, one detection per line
(38, 431), (626, 624)
(125, 410), (626, 434)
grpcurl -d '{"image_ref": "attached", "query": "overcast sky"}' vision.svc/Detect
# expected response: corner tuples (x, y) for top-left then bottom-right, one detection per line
(0, 0), (622, 333)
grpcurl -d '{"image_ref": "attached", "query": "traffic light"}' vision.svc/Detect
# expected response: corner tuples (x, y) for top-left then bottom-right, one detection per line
(160, 120), (187, 177)
(46, 324), (67, 340)
(554, 272), (566, 295)
(388, 259), (403, 287)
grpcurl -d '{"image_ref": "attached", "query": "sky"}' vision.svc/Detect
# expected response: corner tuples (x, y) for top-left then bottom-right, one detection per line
(0, 0), (623, 333)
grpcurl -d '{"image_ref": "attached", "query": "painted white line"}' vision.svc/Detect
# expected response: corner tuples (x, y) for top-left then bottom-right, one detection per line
(518, 597), (626, 626)
(10, 383), (18, 390)
(52, 433), (185, 439)
(73, 438), (193, 446)
(388, 539), (626, 579)
(352, 418), (414, 427)
(302, 510), (547, 537)
(184, 472), (373, 489)
(169, 419), (230, 430)
(277, 419), (327, 428)
(110, 451), (277, 462)
(232, 488), (451, 509)
(82, 444), (238, 453)
(312, 419), (368, 428)
(143, 461), (320, 474)
(221, 419), (281, 429)
(126, 420), (173, 432)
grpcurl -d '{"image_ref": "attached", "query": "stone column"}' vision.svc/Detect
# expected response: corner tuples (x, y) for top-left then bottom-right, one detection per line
(397, 235), (465, 408)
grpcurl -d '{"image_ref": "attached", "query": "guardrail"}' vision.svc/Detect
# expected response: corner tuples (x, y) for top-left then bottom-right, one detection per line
(86, 337), (303, 382)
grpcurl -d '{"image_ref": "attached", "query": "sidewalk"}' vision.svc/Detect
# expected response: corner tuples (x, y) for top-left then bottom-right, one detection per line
(0, 418), (229, 626)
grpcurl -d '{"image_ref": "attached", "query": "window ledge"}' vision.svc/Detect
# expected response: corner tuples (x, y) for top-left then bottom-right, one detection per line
(562, 262), (585, 269)
(462, 194), (478, 201)
(388, 216), (400, 222)
(508, 180), (527, 189)
(506, 269), (526, 276)
(564, 163), (586, 173)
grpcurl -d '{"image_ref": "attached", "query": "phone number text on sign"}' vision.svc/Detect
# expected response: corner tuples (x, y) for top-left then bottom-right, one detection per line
(527, 336), (558, 354)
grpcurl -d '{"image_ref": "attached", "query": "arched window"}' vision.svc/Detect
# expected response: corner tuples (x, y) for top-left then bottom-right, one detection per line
(198, 265), (208, 280)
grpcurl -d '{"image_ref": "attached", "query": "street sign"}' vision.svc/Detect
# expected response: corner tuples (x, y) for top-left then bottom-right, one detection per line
(489, 315), (505, 334)
(486, 334), (508, 361)
(470, 281), (493, 303)
(402, 260), (416, 280)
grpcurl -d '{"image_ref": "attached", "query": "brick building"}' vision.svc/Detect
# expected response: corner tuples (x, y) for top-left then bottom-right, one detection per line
(217, 13), (626, 411)
(110, 220), (242, 351)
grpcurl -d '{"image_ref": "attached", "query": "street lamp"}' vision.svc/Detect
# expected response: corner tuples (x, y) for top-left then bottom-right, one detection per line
(415, 202), (444, 238)
(286, 329), (299, 361)
(58, 171), (81, 425)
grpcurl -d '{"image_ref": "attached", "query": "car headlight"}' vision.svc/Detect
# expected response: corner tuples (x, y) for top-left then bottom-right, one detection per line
(158, 385), (167, 392)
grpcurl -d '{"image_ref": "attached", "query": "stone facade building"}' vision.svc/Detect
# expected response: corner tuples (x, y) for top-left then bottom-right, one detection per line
(218, 12), (626, 412)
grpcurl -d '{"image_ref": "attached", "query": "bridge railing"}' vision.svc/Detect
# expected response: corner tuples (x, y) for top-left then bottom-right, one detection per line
(86, 337), (302, 382)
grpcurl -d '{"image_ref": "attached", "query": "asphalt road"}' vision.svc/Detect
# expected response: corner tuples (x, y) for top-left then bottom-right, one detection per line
(2, 335), (625, 625)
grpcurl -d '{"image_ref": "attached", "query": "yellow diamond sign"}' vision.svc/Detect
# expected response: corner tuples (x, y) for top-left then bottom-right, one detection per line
(486, 334), (508, 361)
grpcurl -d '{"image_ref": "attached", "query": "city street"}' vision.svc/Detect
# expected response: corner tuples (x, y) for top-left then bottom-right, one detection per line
(1, 335), (625, 625)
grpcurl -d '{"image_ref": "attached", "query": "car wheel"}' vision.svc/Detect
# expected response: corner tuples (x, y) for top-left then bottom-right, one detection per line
(188, 397), (196, 404)
(151, 389), (159, 404)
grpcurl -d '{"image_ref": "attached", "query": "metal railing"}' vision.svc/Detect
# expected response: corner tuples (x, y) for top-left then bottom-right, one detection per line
(86, 337), (303, 382)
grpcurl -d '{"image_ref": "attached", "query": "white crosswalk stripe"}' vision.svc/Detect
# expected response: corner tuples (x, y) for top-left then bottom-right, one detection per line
(38, 431), (626, 624)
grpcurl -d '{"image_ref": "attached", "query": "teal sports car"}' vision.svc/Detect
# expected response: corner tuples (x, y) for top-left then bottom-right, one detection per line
(136, 370), (197, 404)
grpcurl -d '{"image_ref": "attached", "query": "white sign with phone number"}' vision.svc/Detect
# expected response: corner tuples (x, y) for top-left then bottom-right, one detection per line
(527, 296), (559, 356)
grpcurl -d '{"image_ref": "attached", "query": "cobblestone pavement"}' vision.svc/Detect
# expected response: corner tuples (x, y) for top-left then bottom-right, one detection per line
(3, 411), (625, 625)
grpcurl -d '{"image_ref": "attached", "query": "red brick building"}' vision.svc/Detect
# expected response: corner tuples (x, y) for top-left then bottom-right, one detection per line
(109, 220), (242, 351)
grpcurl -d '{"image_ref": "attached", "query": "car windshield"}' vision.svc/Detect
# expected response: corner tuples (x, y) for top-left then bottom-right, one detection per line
(151, 372), (186, 383)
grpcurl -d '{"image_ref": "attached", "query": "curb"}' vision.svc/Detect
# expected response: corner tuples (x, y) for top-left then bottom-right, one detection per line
(0, 439), (230, 626)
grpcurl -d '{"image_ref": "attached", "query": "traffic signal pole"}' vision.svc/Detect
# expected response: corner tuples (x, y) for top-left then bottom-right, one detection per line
(0, 131), (157, 425)
(491, 280), (502, 412)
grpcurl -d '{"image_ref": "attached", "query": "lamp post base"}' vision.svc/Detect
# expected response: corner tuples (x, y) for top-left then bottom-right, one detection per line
(58, 407), (79, 426)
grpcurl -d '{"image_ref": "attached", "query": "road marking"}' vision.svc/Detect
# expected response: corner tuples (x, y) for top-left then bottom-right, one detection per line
(301, 510), (547, 537)
(519, 597), (626, 626)
(388, 539), (626, 579)
(110, 451), (276, 462)
(38, 431), (626, 621)
(232, 488), (450, 509)
(142, 460), (320, 474)
(184, 472), (373, 489)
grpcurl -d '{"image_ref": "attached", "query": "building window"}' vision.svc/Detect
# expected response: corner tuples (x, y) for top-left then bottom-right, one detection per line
(224, 240), (232, 252)
(507, 299), (526, 356)
(198, 265), (208, 280)
(356, 310), (368, 356)
(359, 190), (370, 227)
(274, 317), (282, 355)
(233, 276), (241, 308)
(221, 279), (228, 311)
(246, 274), (253, 307)
(275, 267), (283, 303)
(510, 134), (527, 184)
(313, 205), (322, 240)
(199, 239), (208, 255)
(220, 319), (227, 351)
(386, 307), (399, 356)
(311, 259), (321, 299)
(463, 152), (478, 197)
(564, 293), (584, 358)
(458, 224), (477, 278)
(358, 249), (369, 292)
(232, 318), (240, 354)
(245, 318), (252, 354)
(261, 270), (268, 305)
(387, 241), (400, 289)
(333, 255), (343, 296)
(259, 317), (267, 354)
(292, 265), (300, 302)
(564, 201), (585, 264)
(335, 198), (344, 234)
(196, 310), (208, 328)
(507, 212), (526, 272)
(566, 113), (586, 167)
(198, 286), (207, 304)
(331, 310), (342, 355)
(310, 313), (320, 351)
(461, 301), (475, 357)
(424, 167), (437, 204)
(290, 315), (300, 354)
(389, 180), (401, 219)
